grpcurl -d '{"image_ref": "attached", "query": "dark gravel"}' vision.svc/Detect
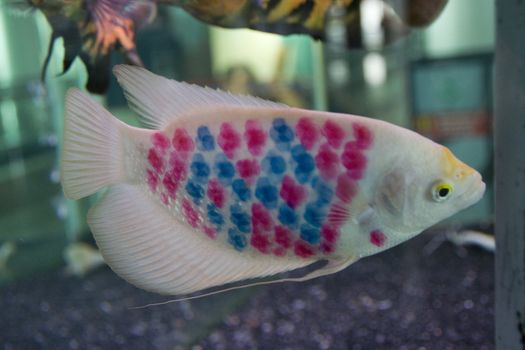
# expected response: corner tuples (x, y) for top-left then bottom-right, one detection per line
(1, 231), (494, 350)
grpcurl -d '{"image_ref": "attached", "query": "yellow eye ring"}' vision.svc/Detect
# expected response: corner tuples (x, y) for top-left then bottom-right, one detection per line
(432, 182), (454, 202)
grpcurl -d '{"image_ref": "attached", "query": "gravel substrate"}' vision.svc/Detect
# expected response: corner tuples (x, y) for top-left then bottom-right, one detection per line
(1, 231), (493, 350)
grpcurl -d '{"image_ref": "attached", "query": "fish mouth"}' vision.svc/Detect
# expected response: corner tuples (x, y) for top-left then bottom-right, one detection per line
(458, 173), (486, 209)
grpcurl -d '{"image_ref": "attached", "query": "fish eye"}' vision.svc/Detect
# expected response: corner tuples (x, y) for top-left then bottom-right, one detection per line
(432, 182), (454, 202)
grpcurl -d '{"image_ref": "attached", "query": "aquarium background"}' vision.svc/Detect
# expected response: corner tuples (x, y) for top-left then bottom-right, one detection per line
(1, 1), (494, 349)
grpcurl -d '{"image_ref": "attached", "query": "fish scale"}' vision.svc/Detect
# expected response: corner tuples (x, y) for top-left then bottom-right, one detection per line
(144, 116), (372, 258)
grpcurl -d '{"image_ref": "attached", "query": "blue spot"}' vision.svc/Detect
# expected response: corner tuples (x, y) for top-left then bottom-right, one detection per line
(214, 154), (235, 185)
(228, 228), (247, 251)
(300, 224), (321, 244)
(278, 204), (297, 228)
(304, 203), (326, 227)
(291, 145), (315, 184)
(232, 179), (251, 201)
(196, 126), (215, 151)
(230, 204), (251, 233)
(255, 177), (279, 209)
(185, 179), (204, 203)
(262, 151), (287, 175)
(190, 154), (210, 184)
(311, 177), (333, 205)
(270, 118), (294, 151)
(207, 203), (224, 227)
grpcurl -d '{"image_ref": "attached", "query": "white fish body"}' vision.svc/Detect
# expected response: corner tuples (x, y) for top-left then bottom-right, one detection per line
(61, 65), (485, 296)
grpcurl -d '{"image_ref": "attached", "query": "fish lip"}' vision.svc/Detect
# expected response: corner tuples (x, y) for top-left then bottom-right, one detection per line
(458, 175), (486, 207)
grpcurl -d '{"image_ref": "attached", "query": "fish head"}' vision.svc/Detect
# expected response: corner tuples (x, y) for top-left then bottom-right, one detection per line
(373, 144), (485, 237)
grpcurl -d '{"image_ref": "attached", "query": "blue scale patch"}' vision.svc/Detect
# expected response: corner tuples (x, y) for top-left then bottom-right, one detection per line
(214, 154), (236, 185)
(230, 204), (251, 233)
(196, 126), (215, 151)
(190, 154), (210, 184)
(255, 177), (279, 209)
(207, 203), (224, 228)
(311, 177), (333, 205)
(303, 202), (326, 228)
(291, 144), (315, 184)
(270, 118), (294, 151)
(185, 179), (204, 203)
(300, 224), (321, 244)
(228, 228), (247, 251)
(278, 204), (298, 228)
(232, 179), (251, 201)
(262, 150), (287, 176)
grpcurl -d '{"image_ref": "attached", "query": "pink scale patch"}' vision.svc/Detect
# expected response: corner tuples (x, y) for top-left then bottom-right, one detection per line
(315, 144), (339, 180)
(321, 225), (339, 244)
(370, 230), (386, 247)
(172, 128), (195, 154)
(245, 120), (267, 156)
(320, 242), (335, 254)
(168, 154), (188, 183)
(252, 203), (273, 232)
(182, 198), (200, 228)
(218, 122), (241, 159)
(336, 173), (357, 203)
(162, 173), (178, 199)
(251, 234), (272, 254)
(203, 226), (217, 239)
(279, 176), (307, 209)
(294, 240), (316, 258)
(147, 148), (164, 173)
(152, 132), (170, 151)
(160, 193), (169, 205)
(353, 123), (373, 150)
(273, 246), (287, 257)
(341, 143), (367, 175)
(207, 179), (225, 208)
(236, 159), (261, 180)
(274, 225), (293, 249)
(146, 169), (158, 192)
(296, 117), (319, 150)
(322, 120), (345, 149)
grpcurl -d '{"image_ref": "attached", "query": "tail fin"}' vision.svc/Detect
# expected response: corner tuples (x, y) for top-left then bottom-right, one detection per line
(61, 88), (125, 200)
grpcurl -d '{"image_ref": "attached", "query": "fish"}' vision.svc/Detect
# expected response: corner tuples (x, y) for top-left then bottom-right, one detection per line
(20, 0), (448, 93)
(60, 65), (485, 296)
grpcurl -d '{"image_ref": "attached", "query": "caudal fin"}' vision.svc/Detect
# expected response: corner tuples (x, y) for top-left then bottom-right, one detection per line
(61, 88), (125, 200)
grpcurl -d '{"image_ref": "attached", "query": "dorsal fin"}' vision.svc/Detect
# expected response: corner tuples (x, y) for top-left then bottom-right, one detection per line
(112, 65), (288, 129)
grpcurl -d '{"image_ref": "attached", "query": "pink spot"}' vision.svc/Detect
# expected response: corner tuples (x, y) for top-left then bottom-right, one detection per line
(336, 173), (357, 203)
(275, 225), (293, 249)
(245, 120), (267, 156)
(353, 123), (373, 150)
(279, 176), (307, 209)
(162, 173), (178, 199)
(172, 128), (195, 154)
(341, 143), (367, 174)
(370, 230), (386, 247)
(168, 154), (188, 183)
(182, 199), (200, 228)
(252, 203), (273, 233)
(147, 149), (163, 173)
(321, 225), (339, 244)
(146, 169), (158, 192)
(315, 144), (339, 180)
(203, 226), (217, 239)
(322, 120), (345, 149)
(347, 169), (364, 181)
(236, 159), (261, 179)
(218, 122), (241, 159)
(207, 179), (225, 208)
(320, 242), (335, 254)
(294, 240), (315, 258)
(251, 234), (272, 254)
(273, 246), (287, 257)
(296, 117), (319, 150)
(160, 193), (169, 205)
(152, 132), (170, 151)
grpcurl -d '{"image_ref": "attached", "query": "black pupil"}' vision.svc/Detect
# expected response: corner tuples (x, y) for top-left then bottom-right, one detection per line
(439, 188), (449, 197)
